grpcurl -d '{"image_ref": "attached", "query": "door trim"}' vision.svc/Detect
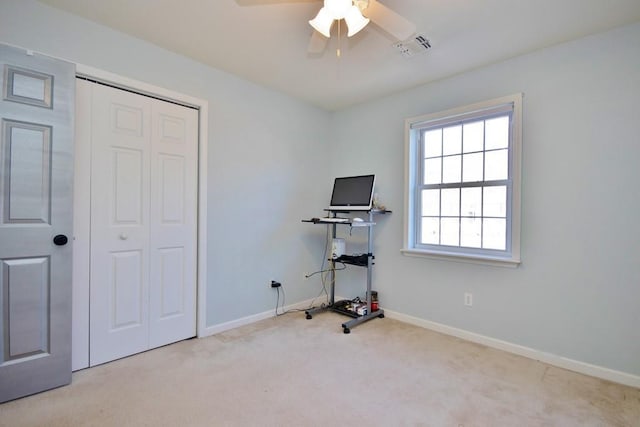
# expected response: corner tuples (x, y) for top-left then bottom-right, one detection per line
(72, 65), (208, 369)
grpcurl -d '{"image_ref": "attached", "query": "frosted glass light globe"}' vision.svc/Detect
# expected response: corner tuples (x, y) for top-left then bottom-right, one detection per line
(325, 0), (351, 19)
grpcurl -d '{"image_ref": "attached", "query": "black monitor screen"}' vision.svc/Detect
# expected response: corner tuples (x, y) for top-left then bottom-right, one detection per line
(329, 175), (375, 211)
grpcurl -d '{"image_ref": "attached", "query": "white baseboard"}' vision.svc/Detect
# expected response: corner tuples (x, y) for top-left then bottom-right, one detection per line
(383, 309), (640, 389)
(198, 298), (318, 338)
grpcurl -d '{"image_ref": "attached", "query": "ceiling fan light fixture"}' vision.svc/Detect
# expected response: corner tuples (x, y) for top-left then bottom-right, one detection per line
(309, 7), (334, 38)
(310, 0), (370, 39)
(345, 5), (370, 37)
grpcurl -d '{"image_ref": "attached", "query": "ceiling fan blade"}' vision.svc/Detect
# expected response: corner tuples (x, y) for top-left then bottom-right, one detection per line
(364, 0), (416, 41)
(235, 0), (319, 5)
(308, 30), (329, 54)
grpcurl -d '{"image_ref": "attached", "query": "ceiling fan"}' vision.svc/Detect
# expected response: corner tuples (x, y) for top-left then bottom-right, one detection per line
(236, 0), (417, 54)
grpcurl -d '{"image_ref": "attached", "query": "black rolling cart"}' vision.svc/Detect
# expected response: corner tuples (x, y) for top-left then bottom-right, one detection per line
(302, 209), (390, 333)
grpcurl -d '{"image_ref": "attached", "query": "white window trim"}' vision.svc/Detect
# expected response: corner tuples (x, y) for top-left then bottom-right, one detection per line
(402, 93), (523, 267)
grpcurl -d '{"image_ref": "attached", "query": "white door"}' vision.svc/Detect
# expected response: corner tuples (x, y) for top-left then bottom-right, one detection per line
(87, 82), (197, 366)
(89, 83), (151, 365)
(0, 45), (75, 402)
(148, 99), (198, 348)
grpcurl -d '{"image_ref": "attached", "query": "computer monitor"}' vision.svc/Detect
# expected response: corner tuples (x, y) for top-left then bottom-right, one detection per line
(329, 174), (376, 211)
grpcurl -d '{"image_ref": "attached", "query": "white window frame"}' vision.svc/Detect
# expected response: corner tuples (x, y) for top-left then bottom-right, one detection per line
(402, 94), (523, 267)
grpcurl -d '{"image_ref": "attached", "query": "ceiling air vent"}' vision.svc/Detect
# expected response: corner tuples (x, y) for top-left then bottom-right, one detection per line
(394, 34), (432, 58)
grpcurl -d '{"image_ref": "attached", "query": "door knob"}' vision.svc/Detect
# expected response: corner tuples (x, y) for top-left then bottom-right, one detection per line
(119, 233), (128, 240)
(53, 234), (68, 246)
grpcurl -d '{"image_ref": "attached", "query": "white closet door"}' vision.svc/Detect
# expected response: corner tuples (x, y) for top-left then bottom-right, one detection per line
(88, 82), (197, 366)
(148, 100), (197, 348)
(89, 84), (152, 366)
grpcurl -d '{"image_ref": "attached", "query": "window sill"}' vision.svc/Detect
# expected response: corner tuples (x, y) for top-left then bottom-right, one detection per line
(401, 248), (520, 268)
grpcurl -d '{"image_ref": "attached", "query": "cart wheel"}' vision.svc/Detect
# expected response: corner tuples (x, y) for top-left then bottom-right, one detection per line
(343, 327), (350, 334)
(378, 313), (385, 318)
(306, 314), (312, 320)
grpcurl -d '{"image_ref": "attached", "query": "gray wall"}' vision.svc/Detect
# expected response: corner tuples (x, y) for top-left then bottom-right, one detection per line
(0, 0), (332, 326)
(2, 0), (638, 378)
(330, 23), (640, 376)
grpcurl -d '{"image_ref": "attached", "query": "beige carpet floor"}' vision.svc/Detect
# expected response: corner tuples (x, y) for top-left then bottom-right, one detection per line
(1, 311), (639, 426)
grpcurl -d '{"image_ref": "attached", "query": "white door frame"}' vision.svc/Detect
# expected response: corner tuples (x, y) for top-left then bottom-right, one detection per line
(72, 64), (208, 370)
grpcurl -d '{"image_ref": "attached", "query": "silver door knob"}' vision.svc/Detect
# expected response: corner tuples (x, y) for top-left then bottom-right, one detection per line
(119, 233), (128, 240)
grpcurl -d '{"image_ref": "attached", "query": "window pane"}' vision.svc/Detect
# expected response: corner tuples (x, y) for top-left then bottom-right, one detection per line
(483, 186), (506, 217)
(421, 189), (439, 216)
(485, 116), (509, 150)
(424, 158), (441, 184)
(461, 218), (481, 248)
(484, 149), (508, 181)
(424, 129), (442, 157)
(421, 217), (439, 244)
(463, 121), (484, 153)
(461, 187), (481, 218)
(442, 125), (462, 155)
(441, 218), (460, 246)
(441, 188), (459, 217)
(442, 155), (461, 183)
(462, 152), (483, 182)
(483, 218), (506, 250)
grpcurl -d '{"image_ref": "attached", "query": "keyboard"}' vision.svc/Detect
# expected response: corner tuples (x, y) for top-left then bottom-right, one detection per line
(318, 217), (349, 223)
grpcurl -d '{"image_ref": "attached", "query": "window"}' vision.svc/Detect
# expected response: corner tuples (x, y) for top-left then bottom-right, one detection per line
(403, 94), (522, 266)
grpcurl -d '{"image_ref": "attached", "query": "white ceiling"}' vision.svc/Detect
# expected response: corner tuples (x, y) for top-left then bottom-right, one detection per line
(39, 0), (640, 111)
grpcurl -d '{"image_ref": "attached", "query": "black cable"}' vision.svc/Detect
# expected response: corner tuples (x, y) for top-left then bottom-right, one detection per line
(275, 284), (320, 316)
(276, 225), (351, 317)
(305, 262), (346, 278)
(273, 265), (348, 317)
(275, 283), (326, 317)
(321, 224), (330, 272)
(306, 226), (347, 310)
(305, 226), (333, 309)
(275, 286), (286, 316)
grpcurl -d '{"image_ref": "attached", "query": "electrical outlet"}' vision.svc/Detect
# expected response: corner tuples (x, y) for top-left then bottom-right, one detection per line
(303, 272), (309, 280)
(270, 280), (281, 288)
(464, 293), (473, 307)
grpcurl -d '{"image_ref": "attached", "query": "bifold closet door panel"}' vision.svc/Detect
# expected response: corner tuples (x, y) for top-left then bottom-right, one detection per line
(89, 83), (151, 366)
(148, 100), (198, 348)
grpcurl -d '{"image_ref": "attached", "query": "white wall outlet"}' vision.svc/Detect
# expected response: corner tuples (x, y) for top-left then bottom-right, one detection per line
(464, 293), (473, 307)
